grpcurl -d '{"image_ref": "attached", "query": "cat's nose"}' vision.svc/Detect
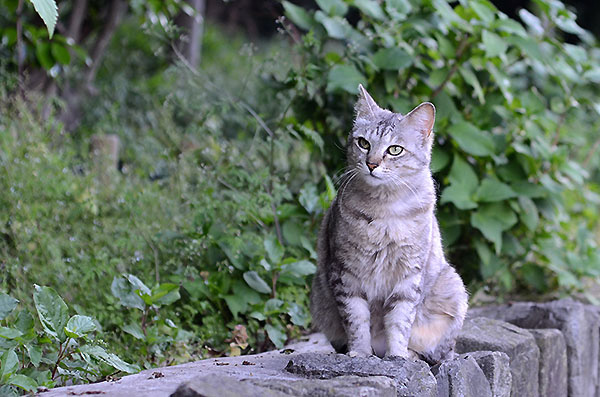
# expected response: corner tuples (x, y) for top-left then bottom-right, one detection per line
(366, 161), (379, 172)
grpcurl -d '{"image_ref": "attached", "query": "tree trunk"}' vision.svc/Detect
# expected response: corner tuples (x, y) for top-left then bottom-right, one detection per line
(176, 0), (206, 68)
(84, 0), (128, 87)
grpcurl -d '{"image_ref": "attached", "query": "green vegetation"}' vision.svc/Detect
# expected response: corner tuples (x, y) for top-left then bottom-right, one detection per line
(278, 0), (600, 295)
(1, 0), (599, 393)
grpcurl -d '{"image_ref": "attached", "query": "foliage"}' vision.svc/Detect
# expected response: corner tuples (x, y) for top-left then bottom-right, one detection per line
(278, 0), (600, 296)
(28, 0), (58, 38)
(0, 287), (137, 396)
(2, 0), (600, 393)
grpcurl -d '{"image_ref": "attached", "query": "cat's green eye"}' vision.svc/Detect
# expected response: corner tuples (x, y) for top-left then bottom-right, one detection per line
(357, 137), (370, 150)
(388, 145), (404, 156)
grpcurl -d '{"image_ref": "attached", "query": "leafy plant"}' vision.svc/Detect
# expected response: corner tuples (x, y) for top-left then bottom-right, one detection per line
(28, 0), (58, 38)
(0, 287), (137, 396)
(278, 0), (600, 296)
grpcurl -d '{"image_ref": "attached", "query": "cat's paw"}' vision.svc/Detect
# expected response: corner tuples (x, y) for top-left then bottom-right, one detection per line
(347, 350), (370, 358)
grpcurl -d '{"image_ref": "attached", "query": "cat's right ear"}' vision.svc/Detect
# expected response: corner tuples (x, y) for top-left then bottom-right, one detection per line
(354, 84), (381, 122)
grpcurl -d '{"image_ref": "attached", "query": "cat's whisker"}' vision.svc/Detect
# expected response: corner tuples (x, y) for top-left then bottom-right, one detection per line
(338, 170), (358, 208)
(393, 176), (425, 213)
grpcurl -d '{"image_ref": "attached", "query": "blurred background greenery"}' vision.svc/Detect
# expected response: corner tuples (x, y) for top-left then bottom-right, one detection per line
(1, 0), (599, 393)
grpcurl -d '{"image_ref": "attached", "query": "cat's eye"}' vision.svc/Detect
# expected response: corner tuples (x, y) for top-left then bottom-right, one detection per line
(357, 137), (370, 150)
(387, 145), (404, 156)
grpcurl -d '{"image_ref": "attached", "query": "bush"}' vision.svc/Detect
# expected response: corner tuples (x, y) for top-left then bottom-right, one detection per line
(278, 0), (600, 296)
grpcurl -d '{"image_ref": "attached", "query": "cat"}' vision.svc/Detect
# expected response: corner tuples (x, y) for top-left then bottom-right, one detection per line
(310, 84), (468, 363)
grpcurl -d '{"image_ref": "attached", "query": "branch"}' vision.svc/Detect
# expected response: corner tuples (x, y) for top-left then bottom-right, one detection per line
(583, 138), (600, 168)
(67, 0), (89, 42)
(431, 35), (470, 99)
(15, 0), (24, 93)
(84, 0), (127, 87)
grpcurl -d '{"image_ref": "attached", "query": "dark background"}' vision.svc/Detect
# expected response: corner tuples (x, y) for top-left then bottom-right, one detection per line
(205, 0), (600, 40)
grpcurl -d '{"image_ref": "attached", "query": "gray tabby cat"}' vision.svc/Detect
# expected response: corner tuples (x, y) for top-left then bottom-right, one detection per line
(311, 85), (468, 363)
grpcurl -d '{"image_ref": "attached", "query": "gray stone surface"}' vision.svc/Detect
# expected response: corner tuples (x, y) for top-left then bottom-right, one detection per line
(434, 354), (491, 397)
(470, 298), (600, 397)
(171, 374), (397, 397)
(529, 329), (568, 397)
(41, 333), (336, 397)
(285, 352), (437, 397)
(466, 351), (511, 397)
(456, 316), (539, 397)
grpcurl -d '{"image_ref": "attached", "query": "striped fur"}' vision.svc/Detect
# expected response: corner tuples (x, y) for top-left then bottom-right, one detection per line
(310, 85), (468, 362)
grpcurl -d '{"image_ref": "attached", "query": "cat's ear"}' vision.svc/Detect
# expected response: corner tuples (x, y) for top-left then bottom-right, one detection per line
(354, 84), (382, 122)
(404, 102), (435, 138)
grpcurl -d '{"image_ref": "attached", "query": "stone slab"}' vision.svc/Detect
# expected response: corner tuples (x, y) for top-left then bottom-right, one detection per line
(433, 354), (491, 397)
(529, 329), (567, 397)
(171, 374), (397, 397)
(470, 299), (599, 397)
(456, 317), (539, 397)
(40, 333), (335, 397)
(285, 352), (437, 397)
(466, 351), (511, 397)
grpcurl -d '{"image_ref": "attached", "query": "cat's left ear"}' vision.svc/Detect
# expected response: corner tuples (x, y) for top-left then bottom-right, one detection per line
(404, 102), (436, 139)
(355, 84), (382, 122)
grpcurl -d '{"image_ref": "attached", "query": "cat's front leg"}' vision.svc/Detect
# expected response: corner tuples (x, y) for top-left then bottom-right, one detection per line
(329, 271), (371, 357)
(383, 272), (422, 358)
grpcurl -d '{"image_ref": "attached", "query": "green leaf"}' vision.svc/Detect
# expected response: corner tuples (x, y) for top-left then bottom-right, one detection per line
(353, 0), (385, 20)
(315, 0), (348, 16)
(33, 285), (69, 342)
(14, 310), (34, 334)
(385, 0), (411, 16)
(470, 0), (496, 24)
(265, 324), (287, 348)
(315, 12), (352, 39)
(35, 41), (53, 70)
(440, 155), (479, 210)
(459, 66), (485, 104)
(327, 64), (366, 94)
(476, 178), (517, 202)
(372, 48), (412, 71)
(282, 1), (314, 30)
(64, 315), (96, 338)
(282, 220), (303, 246)
(518, 9), (543, 35)
(25, 344), (42, 367)
(518, 196), (539, 231)
(482, 30), (507, 58)
(441, 185), (478, 210)
(1, 349), (18, 378)
(126, 274), (151, 296)
(50, 42), (70, 65)
(511, 181), (547, 198)
(520, 263), (547, 291)
(0, 293), (18, 320)
(111, 276), (145, 310)
(29, 0), (58, 38)
(447, 121), (495, 156)
(150, 283), (180, 306)
(243, 271), (272, 294)
(583, 68), (600, 83)
(447, 155), (477, 189)
(287, 303), (309, 327)
(79, 345), (138, 374)
(0, 327), (23, 339)
(474, 239), (503, 279)
(280, 260), (317, 277)
(470, 203), (518, 254)
(431, 147), (450, 173)
(122, 323), (145, 340)
(8, 374), (37, 392)
(264, 236), (284, 264)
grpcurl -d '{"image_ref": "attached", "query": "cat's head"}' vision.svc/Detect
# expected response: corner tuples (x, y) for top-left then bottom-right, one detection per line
(346, 84), (435, 186)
